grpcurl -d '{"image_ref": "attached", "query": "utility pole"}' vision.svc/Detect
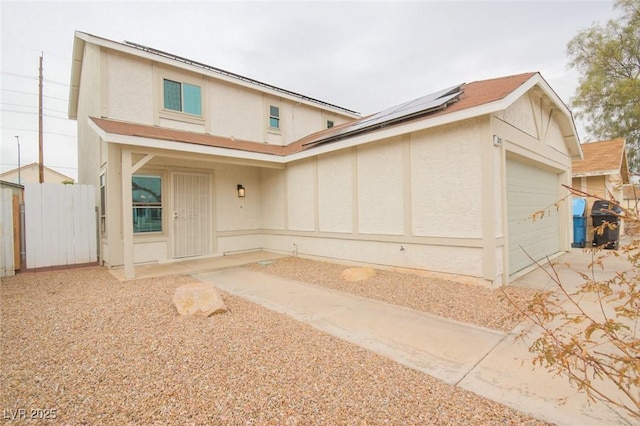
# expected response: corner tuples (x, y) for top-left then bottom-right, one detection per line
(38, 53), (44, 183)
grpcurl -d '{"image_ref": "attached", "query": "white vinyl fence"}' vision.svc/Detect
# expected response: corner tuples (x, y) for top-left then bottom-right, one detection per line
(0, 188), (16, 277)
(24, 183), (97, 269)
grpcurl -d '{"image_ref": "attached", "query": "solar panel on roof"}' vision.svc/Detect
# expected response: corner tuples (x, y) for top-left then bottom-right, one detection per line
(303, 83), (464, 147)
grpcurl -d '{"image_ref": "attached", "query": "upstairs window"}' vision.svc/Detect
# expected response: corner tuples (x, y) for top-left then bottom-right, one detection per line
(132, 175), (162, 233)
(163, 79), (201, 116)
(269, 105), (280, 129)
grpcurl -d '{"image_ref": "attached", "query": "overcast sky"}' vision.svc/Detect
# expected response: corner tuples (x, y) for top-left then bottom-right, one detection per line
(0, 0), (620, 180)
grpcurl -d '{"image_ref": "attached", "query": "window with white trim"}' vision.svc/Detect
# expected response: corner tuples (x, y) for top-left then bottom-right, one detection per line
(269, 105), (280, 129)
(132, 175), (163, 233)
(163, 79), (202, 116)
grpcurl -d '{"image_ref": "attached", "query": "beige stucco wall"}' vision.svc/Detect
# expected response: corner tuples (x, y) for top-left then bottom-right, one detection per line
(357, 137), (404, 235)
(99, 46), (356, 146)
(411, 122), (483, 238)
(210, 81), (263, 142)
(214, 164), (262, 232)
(286, 158), (316, 231)
(260, 168), (286, 230)
(105, 50), (155, 125)
(317, 149), (354, 234)
(255, 119), (491, 281)
(76, 43), (103, 187)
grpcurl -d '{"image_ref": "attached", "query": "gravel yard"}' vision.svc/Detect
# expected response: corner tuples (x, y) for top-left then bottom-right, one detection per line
(247, 257), (539, 332)
(0, 266), (547, 424)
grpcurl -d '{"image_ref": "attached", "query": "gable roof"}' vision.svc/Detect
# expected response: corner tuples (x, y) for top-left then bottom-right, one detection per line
(0, 162), (74, 182)
(298, 72), (538, 149)
(68, 31), (359, 120)
(88, 71), (581, 165)
(572, 138), (629, 182)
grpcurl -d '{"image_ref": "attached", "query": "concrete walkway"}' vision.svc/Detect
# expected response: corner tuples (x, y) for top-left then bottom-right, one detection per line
(195, 249), (637, 426)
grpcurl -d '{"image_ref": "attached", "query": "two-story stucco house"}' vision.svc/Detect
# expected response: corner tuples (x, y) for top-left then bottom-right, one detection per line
(68, 31), (582, 286)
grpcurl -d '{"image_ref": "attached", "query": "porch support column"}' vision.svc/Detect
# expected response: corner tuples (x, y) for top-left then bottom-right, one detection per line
(121, 150), (154, 279)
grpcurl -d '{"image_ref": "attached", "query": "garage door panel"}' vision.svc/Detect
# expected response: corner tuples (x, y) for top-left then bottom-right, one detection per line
(507, 159), (560, 275)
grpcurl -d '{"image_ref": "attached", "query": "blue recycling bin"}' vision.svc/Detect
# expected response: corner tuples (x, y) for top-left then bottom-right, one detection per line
(572, 198), (587, 248)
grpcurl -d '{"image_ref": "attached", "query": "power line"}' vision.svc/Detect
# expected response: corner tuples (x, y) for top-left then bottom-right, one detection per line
(0, 88), (38, 96)
(1, 104), (65, 113)
(43, 79), (69, 87)
(1, 89), (68, 102)
(2, 43), (71, 62)
(0, 109), (71, 120)
(0, 127), (76, 138)
(43, 95), (68, 102)
(0, 103), (68, 114)
(0, 102), (37, 109)
(0, 71), (38, 80)
(43, 107), (69, 114)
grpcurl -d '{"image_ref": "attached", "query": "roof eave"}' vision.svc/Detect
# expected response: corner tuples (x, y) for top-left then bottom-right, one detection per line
(572, 170), (622, 178)
(288, 99), (511, 162)
(68, 31), (87, 119)
(87, 118), (287, 167)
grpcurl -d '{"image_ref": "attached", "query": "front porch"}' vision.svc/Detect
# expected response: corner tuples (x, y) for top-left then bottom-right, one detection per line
(108, 250), (287, 281)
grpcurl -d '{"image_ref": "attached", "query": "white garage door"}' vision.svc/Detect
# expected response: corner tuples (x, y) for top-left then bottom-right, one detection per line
(506, 159), (560, 275)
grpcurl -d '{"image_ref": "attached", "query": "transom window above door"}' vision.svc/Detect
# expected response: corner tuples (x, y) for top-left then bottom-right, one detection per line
(163, 79), (202, 116)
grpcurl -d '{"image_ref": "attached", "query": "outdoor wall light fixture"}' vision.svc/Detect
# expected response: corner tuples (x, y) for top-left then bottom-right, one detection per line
(237, 184), (246, 198)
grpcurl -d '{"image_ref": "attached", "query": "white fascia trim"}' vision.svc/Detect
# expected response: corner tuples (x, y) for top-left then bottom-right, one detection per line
(287, 99), (511, 162)
(75, 32), (359, 118)
(87, 118), (286, 165)
(69, 33), (87, 119)
(572, 170), (619, 178)
(499, 73), (581, 154)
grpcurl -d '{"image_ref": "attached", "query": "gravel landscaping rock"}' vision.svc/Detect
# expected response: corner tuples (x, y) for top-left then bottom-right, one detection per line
(247, 257), (539, 332)
(1, 267), (546, 424)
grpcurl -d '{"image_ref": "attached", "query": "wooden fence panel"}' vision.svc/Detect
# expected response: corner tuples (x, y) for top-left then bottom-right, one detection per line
(24, 183), (97, 269)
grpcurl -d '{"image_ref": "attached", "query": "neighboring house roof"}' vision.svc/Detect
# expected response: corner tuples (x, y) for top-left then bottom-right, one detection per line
(68, 31), (360, 120)
(0, 162), (74, 183)
(0, 180), (24, 190)
(572, 138), (629, 183)
(88, 71), (581, 164)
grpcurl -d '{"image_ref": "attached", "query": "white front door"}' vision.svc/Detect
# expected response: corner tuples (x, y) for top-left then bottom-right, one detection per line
(172, 172), (211, 258)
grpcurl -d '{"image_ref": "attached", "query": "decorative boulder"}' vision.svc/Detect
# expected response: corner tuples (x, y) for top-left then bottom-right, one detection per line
(173, 282), (227, 316)
(340, 267), (376, 282)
